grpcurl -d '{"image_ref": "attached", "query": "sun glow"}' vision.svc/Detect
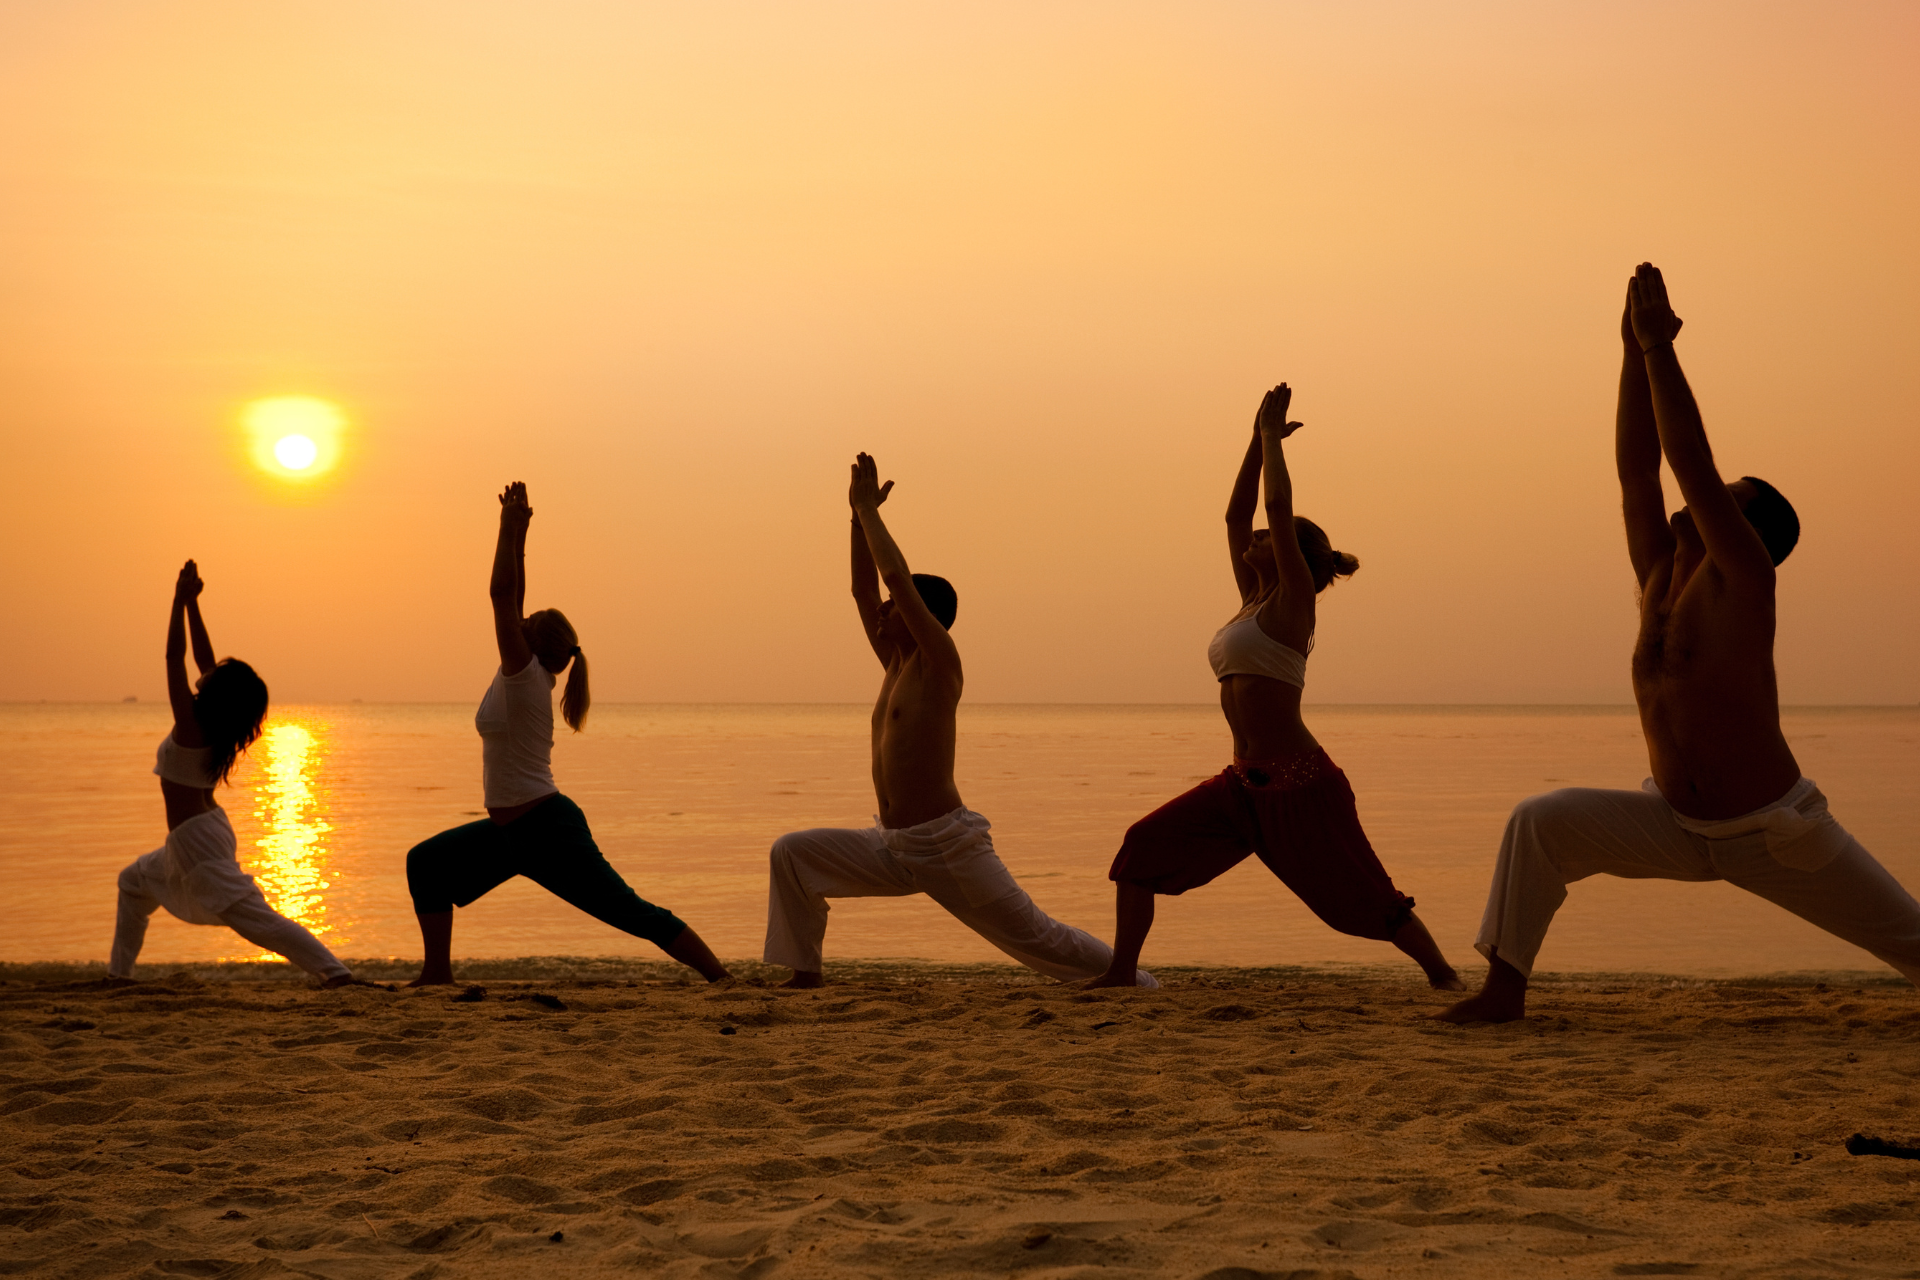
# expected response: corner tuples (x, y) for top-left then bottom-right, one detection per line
(244, 396), (345, 480)
(235, 718), (338, 960)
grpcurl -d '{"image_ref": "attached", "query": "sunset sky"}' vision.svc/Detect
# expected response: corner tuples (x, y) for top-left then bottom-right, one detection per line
(2, 1), (1914, 705)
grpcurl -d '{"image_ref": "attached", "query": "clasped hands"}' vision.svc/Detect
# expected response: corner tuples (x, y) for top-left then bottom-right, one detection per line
(1626, 262), (1684, 353)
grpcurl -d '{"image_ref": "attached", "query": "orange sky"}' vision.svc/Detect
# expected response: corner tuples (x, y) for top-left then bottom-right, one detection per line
(2, 1), (1915, 704)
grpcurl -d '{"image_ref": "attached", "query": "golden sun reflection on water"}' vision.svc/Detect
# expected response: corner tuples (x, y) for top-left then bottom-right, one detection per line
(240, 718), (337, 958)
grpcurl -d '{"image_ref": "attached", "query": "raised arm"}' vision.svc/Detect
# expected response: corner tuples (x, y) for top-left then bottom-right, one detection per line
(490, 482), (535, 674)
(1254, 385), (1317, 630)
(1628, 263), (1774, 582)
(166, 561), (205, 746)
(849, 468), (896, 664)
(849, 453), (961, 680)
(181, 579), (217, 676)
(1225, 421), (1264, 603)
(1616, 281), (1675, 588)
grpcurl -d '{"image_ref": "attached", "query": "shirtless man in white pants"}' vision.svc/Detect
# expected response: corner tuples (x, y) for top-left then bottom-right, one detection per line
(1438, 263), (1920, 1022)
(763, 453), (1154, 989)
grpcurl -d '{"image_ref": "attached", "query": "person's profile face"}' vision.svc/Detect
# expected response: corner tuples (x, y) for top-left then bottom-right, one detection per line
(877, 597), (912, 646)
(1244, 529), (1272, 568)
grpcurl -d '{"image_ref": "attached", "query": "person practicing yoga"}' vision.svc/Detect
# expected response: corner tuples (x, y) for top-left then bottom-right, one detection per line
(763, 453), (1155, 989)
(404, 482), (730, 986)
(1086, 384), (1460, 990)
(110, 560), (360, 986)
(1438, 264), (1920, 1022)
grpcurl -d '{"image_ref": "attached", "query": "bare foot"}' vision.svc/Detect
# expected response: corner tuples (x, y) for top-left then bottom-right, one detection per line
(779, 970), (824, 989)
(323, 976), (393, 990)
(1430, 956), (1527, 1023)
(1426, 968), (1467, 992)
(404, 972), (456, 988)
(1077, 971), (1138, 990)
(1432, 989), (1525, 1023)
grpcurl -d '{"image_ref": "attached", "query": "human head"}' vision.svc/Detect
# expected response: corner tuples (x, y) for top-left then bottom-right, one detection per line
(877, 574), (959, 647)
(192, 658), (268, 784)
(1243, 520), (1360, 594)
(523, 608), (590, 730)
(1736, 476), (1800, 565)
(910, 574), (958, 629)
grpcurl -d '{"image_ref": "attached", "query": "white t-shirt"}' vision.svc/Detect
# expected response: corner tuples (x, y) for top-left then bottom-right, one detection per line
(477, 656), (558, 808)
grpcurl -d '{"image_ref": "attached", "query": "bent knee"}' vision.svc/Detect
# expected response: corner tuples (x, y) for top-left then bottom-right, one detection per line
(770, 830), (827, 870)
(1508, 788), (1599, 835)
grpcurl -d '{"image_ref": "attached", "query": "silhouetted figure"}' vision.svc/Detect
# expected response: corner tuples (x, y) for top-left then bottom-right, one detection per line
(1438, 265), (1920, 1022)
(110, 560), (360, 985)
(403, 483), (729, 985)
(1086, 385), (1460, 989)
(763, 454), (1154, 988)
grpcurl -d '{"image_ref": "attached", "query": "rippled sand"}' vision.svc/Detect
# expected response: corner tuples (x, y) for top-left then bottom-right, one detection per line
(3, 959), (1918, 1278)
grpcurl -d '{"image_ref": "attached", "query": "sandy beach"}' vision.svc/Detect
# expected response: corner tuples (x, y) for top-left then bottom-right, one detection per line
(3, 959), (1917, 1279)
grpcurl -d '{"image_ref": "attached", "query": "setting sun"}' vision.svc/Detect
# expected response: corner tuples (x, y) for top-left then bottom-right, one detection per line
(273, 434), (318, 470)
(244, 396), (345, 481)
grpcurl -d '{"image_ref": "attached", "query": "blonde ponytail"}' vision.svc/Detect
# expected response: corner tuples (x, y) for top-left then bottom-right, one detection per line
(561, 647), (589, 731)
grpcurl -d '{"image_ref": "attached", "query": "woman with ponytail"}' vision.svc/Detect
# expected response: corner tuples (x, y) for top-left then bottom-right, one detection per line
(110, 561), (360, 985)
(1086, 385), (1461, 989)
(403, 482), (730, 985)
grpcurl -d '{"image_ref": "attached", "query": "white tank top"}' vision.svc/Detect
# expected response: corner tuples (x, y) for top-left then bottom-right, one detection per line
(477, 656), (558, 808)
(153, 734), (217, 788)
(1207, 613), (1309, 688)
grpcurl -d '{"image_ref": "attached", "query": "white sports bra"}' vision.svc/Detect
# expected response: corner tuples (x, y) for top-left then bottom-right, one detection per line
(153, 734), (216, 788)
(1208, 612), (1309, 688)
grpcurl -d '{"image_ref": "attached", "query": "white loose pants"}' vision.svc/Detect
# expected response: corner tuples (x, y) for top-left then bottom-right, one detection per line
(111, 810), (349, 981)
(1476, 781), (1920, 983)
(764, 807), (1156, 986)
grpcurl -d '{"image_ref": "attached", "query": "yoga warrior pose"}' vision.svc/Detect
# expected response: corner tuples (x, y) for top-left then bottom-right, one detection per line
(763, 453), (1155, 988)
(404, 482), (730, 985)
(1087, 385), (1459, 989)
(1438, 264), (1920, 1022)
(110, 561), (359, 985)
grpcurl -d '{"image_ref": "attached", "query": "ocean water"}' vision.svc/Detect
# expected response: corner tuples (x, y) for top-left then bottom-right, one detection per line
(1, 703), (1915, 977)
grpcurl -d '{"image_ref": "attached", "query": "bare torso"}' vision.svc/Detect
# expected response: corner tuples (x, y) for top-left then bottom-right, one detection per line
(161, 779), (218, 831)
(1632, 553), (1800, 819)
(1218, 600), (1321, 762)
(1219, 672), (1319, 761)
(870, 649), (964, 830)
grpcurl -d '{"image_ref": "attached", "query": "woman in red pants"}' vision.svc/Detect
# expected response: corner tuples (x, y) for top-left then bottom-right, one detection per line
(1086, 384), (1460, 989)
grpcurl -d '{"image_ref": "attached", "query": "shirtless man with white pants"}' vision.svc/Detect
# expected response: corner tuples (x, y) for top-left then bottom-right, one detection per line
(763, 453), (1154, 989)
(1438, 263), (1920, 1022)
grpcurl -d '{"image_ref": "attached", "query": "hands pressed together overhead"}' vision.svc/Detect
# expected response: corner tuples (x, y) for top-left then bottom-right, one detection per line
(849, 452), (894, 512)
(1255, 383), (1306, 440)
(1626, 262), (1684, 353)
(173, 559), (203, 604)
(498, 481), (533, 525)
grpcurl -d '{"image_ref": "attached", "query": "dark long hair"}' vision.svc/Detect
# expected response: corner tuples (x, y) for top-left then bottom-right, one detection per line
(1294, 516), (1360, 594)
(527, 608), (590, 731)
(193, 659), (269, 784)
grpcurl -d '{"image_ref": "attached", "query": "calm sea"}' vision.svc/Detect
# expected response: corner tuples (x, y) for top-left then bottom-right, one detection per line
(2, 703), (1915, 977)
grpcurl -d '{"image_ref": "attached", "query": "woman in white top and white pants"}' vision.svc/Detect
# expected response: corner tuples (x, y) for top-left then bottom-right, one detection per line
(110, 560), (354, 984)
(402, 483), (731, 985)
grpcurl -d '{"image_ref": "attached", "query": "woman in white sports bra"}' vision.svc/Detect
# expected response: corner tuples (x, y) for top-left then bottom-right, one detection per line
(1087, 384), (1460, 989)
(109, 560), (359, 985)
(401, 482), (731, 986)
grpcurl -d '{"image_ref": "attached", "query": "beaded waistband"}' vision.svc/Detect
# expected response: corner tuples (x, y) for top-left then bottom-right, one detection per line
(1231, 748), (1332, 790)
